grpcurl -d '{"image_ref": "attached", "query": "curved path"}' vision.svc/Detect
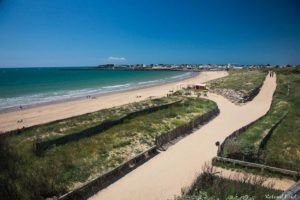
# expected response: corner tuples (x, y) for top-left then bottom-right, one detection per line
(89, 73), (289, 200)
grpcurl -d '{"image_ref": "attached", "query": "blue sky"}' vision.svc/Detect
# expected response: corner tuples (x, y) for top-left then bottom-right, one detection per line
(0, 0), (299, 67)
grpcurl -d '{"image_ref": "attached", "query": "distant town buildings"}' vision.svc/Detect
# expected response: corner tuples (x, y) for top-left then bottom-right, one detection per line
(96, 63), (298, 71)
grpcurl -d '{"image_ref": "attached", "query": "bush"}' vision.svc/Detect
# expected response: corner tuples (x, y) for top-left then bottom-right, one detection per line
(223, 139), (256, 161)
(177, 163), (281, 200)
(173, 90), (184, 96)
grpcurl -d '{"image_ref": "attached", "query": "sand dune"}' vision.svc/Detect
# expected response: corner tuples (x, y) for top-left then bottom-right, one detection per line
(0, 71), (227, 133)
(216, 168), (295, 191)
(89, 73), (293, 200)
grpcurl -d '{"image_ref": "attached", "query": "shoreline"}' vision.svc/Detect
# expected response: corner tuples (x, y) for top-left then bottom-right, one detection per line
(0, 71), (228, 133)
(0, 71), (197, 114)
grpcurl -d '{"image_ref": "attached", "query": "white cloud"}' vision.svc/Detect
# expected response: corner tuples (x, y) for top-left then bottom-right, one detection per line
(107, 56), (126, 61)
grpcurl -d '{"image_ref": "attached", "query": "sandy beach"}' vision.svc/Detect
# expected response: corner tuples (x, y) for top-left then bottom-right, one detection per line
(89, 73), (294, 200)
(0, 71), (228, 133)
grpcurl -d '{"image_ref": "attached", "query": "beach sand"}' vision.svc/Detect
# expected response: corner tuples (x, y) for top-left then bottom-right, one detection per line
(89, 73), (293, 200)
(0, 71), (228, 133)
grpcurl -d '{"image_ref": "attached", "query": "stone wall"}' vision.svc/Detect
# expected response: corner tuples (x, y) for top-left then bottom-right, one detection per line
(209, 85), (262, 104)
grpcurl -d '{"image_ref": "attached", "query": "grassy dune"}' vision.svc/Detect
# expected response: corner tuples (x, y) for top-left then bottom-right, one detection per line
(0, 96), (217, 199)
(261, 68), (300, 165)
(8, 97), (180, 142)
(235, 101), (289, 152)
(220, 68), (300, 171)
(206, 70), (267, 96)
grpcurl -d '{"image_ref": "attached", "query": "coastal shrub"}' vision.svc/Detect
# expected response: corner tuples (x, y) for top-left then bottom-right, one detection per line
(176, 163), (281, 200)
(173, 90), (184, 96)
(0, 136), (68, 199)
(223, 139), (256, 161)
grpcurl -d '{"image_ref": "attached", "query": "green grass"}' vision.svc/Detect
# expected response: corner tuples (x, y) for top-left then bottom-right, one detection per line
(236, 101), (289, 151)
(0, 97), (217, 199)
(206, 70), (267, 96)
(261, 68), (300, 165)
(220, 68), (300, 170)
(7, 96), (180, 142)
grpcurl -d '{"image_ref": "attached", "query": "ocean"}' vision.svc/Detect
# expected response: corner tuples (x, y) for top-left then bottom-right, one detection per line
(0, 67), (195, 112)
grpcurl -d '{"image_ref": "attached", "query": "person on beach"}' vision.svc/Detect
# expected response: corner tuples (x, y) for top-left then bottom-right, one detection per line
(19, 105), (23, 110)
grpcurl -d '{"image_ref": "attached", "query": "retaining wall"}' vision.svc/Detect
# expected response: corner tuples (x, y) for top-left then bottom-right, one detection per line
(209, 84), (263, 104)
(243, 85), (262, 102)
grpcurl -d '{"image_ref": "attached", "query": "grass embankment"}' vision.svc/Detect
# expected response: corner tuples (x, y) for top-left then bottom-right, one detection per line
(176, 164), (282, 200)
(261, 68), (300, 164)
(0, 96), (217, 199)
(220, 68), (300, 171)
(9, 97), (178, 141)
(206, 70), (267, 102)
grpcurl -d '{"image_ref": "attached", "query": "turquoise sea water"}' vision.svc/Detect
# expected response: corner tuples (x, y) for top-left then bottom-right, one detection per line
(0, 67), (194, 112)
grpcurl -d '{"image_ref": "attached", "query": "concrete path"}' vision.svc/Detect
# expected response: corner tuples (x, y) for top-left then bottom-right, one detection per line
(90, 73), (285, 200)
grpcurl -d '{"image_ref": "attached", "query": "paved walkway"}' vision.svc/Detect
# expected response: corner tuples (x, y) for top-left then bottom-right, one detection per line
(90, 73), (285, 200)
